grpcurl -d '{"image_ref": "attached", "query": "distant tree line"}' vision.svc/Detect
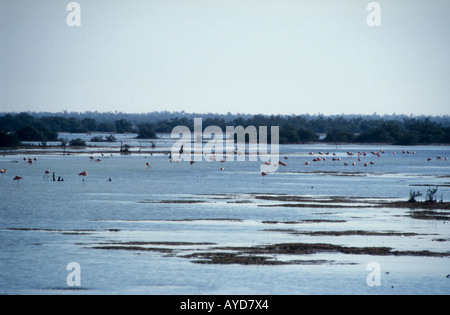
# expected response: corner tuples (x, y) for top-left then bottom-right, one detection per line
(1, 112), (450, 147)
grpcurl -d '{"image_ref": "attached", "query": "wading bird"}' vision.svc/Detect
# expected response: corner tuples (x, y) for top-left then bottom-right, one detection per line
(0, 169), (6, 174)
(13, 175), (23, 183)
(43, 170), (51, 180)
(78, 171), (88, 181)
(179, 144), (184, 159)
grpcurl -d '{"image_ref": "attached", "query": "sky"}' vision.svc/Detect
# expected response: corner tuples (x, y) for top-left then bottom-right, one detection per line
(1, 0), (449, 116)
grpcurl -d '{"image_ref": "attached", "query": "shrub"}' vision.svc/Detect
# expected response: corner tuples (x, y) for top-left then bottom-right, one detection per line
(425, 187), (439, 203)
(0, 131), (21, 147)
(90, 136), (104, 142)
(105, 134), (117, 142)
(136, 123), (157, 139)
(408, 190), (423, 203)
(69, 138), (87, 146)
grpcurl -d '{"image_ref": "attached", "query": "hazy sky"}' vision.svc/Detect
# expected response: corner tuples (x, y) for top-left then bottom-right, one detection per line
(1, 0), (449, 115)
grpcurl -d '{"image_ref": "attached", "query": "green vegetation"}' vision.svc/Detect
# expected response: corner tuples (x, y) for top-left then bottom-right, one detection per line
(0, 131), (21, 147)
(90, 134), (117, 142)
(69, 138), (86, 146)
(0, 113), (135, 147)
(1, 112), (450, 147)
(136, 123), (157, 139)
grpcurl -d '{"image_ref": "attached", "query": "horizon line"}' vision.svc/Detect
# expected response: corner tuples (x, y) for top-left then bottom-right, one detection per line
(1, 110), (449, 118)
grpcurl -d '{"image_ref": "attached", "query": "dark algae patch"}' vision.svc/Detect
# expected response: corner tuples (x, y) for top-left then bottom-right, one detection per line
(253, 194), (450, 221)
(264, 229), (424, 237)
(90, 240), (450, 265)
(184, 252), (288, 265)
(96, 241), (216, 246)
(262, 219), (347, 224)
(90, 241), (217, 254)
(407, 210), (450, 221)
(383, 201), (450, 211)
(183, 243), (450, 265)
(92, 246), (174, 253)
(139, 200), (207, 204)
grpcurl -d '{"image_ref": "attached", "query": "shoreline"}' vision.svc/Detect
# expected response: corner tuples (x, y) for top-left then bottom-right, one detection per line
(2, 142), (449, 157)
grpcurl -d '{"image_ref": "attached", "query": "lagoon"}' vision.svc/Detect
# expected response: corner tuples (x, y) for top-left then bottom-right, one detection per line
(1, 140), (449, 294)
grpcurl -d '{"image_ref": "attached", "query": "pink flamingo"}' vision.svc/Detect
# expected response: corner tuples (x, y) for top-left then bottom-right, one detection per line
(42, 170), (51, 180)
(0, 169), (6, 174)
(78, 171), (88, 181)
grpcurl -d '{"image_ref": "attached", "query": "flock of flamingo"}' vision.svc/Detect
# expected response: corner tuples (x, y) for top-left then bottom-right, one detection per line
(1, 149), (448, 183)
(301, 150), (448, 170)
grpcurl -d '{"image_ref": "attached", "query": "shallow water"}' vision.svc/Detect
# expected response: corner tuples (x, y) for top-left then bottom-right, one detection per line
(1, 142), (449, 294)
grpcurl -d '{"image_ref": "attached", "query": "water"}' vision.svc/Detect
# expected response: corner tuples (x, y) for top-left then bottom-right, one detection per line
(1, 140), (449, 294)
